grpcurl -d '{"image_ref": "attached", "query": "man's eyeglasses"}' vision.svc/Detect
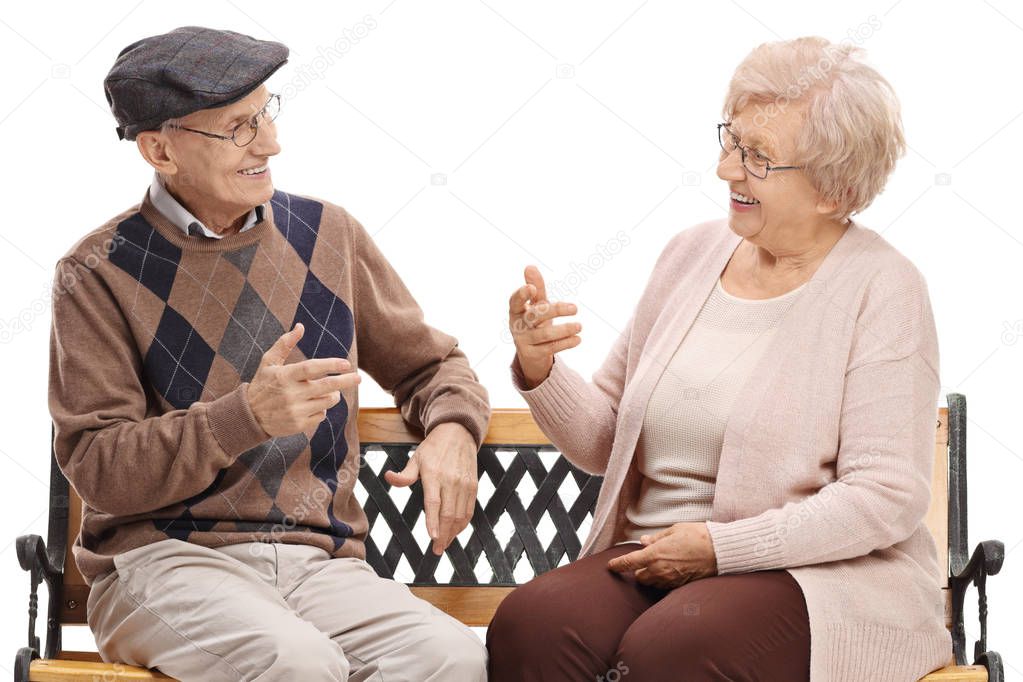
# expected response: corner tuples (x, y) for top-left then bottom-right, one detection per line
(165, 93), (281, 147)
(717, 122), (802, 179)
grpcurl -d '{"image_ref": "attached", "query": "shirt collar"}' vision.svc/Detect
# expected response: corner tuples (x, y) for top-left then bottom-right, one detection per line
(149, 171), (265, 239)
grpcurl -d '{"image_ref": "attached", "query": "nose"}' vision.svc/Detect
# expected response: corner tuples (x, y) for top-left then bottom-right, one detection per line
(716, 147), (745, 182)
(250, 117), (281, 157)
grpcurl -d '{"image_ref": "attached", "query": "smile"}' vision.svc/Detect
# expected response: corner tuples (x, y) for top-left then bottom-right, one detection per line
(238, 164), (268, 176)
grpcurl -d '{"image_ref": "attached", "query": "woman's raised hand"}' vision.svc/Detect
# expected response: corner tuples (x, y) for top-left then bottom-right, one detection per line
(508, 265), (582, 390)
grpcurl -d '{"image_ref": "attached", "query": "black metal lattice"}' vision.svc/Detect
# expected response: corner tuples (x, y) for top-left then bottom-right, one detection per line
(357, 444), (602, 586)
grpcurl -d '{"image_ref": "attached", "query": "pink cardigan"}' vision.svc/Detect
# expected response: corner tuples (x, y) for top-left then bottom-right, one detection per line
(514, 217), (954, 681)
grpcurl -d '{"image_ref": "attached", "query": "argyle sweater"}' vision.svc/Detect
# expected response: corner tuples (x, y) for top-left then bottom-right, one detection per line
(49, 188), (490, 584)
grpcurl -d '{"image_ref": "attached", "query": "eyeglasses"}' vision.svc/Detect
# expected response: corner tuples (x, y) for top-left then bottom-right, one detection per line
(166, 93), (281, 147)
(717, 122), (802, 179)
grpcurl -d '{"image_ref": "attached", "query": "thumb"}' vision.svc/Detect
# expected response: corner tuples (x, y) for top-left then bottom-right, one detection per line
(384, 454), (420, 487)
(261, 322), (304, 368)
(608, 546), (654, 573)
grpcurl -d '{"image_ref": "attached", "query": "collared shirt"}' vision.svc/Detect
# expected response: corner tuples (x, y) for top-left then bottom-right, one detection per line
(149, 171), (266, 239)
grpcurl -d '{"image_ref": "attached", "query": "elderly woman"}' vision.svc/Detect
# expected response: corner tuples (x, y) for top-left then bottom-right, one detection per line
(487, 36), (952, 681)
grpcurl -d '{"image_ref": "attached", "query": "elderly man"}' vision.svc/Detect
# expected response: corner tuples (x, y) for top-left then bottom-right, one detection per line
(48, 26), (490, 681)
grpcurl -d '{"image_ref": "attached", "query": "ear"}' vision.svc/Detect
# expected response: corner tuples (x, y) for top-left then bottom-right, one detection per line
(814, 189), (845, 216)
(136, 130), (178, 177)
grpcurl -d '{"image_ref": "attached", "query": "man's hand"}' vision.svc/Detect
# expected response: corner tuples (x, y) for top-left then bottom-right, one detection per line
(607, 522), (718, 589)
(385, 422), (478, 556)
(248, 322), (361, 437)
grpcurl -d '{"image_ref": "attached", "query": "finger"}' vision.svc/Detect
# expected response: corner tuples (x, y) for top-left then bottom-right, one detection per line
(508, 284), (534, 317)
(524, 301), (577, 327)
(534, 334), (582, 355)
(285, 357), (350, 381)
(523, 265), (547, 303)
(522, 322), (582, 346)
(383, 454), (420, 488)
(261, 322), (304, 367)
(608, 547), (655, 573)
(304, 391), (342, 415)
(634, 567), (652, 585)
(302, 409), (329, 431)
(434, 482), (461, 555)
(641, 528), (670, 545)
(463, 478), (477, 523)
(635, 566), (672, 589)
(300, 371), (361, 399)
(302, 371), (358, 395)
(450, 476), (475, 544)
(421, 470), (442, 543)
(650, 527), (673, 543)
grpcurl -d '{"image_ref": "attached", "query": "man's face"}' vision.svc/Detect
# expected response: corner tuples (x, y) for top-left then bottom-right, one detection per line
(160, 84), (281, 218)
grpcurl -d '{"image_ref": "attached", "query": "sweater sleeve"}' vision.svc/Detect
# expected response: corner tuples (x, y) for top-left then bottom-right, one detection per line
(349, 213), (491, 450)
(48, 257), (270, 517)
(510, 316), (631, 475)
(507, 227), (701, 475)
(706, 265), (941, 573)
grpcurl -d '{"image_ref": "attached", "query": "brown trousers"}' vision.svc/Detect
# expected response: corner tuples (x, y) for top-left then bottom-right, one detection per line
(487, 543), (810, 682)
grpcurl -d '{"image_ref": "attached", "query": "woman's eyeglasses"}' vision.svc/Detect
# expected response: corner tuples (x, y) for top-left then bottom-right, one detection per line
(717, 122), (802, 179)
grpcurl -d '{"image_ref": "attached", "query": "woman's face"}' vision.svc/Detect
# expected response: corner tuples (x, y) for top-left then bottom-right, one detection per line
(716, 105), (836, 243)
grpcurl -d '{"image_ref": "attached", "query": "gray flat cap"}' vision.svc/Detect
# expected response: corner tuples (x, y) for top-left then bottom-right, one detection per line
(104, 26), (288, 141)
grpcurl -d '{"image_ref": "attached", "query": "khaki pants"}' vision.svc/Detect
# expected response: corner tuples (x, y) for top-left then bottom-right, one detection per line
(87, 538), (487, 681)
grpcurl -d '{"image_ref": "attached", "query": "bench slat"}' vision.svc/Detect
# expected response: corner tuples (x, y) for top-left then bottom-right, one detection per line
(920, 666), (988, 681)
(409, 586), (514, 626)
(29, 656), (987, 682)
(30, 657), (172, 680)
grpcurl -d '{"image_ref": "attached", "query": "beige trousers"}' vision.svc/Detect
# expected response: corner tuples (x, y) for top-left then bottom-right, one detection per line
(86, 538), (487, 681)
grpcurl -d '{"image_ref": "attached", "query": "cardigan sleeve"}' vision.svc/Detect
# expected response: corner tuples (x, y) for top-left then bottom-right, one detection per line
(706, 264), (941, 573)
(507, 224), (707, 475)
(510, 315), (632, 475)
(349, 211), (491, 450)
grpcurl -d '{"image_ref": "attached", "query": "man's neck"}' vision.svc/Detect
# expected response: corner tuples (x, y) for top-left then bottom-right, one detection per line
(193, 210), (247, 237)
(163, 178), (248, 236)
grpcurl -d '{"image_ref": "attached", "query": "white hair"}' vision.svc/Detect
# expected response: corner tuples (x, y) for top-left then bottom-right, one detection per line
(159, 116), (182, 134)
(722, 35), (906, 220)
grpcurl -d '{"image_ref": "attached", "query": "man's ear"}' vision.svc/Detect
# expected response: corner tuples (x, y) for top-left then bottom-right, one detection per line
(136, 130), (178, 176)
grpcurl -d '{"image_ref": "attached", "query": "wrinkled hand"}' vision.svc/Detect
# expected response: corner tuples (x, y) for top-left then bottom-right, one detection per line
(384, 422), (478, 556)
(607, 522), (718, 589)
(508, 265), (581, 389)
(248, 322), (361, 437)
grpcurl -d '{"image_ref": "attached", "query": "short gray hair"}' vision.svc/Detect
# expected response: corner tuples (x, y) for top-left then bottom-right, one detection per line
(722, 36), (906, 220)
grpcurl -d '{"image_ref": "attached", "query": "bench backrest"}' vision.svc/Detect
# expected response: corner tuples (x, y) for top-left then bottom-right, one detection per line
(55, 407), (952, 628)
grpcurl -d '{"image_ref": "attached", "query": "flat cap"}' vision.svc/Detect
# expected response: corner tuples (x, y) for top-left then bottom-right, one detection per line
(104, 26), (289, 141)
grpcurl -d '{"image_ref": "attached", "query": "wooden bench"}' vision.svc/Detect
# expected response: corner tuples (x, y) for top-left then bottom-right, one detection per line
(14, 392), (1004, 681)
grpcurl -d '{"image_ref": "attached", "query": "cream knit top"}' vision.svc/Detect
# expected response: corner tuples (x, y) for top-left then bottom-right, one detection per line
(621, 275), (808, 541)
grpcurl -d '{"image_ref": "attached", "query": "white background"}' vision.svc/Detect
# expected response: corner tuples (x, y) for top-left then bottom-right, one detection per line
(1, 0), (1020, 676)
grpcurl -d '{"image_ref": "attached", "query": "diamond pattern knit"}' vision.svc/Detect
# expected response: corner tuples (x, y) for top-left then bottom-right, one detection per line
(49, 187), (490, 584)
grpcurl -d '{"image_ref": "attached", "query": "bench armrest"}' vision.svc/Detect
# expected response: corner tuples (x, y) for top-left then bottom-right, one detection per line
(15, 533), (64, 661)
(950, 539), (1005, 680)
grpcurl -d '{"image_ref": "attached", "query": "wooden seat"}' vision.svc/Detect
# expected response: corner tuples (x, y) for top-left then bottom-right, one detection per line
(22, 652), (993, 681)
(14, 394), (1005, 681)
